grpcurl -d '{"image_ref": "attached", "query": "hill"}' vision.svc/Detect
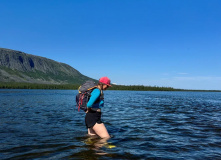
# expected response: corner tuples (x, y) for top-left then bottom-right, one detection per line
(1, 48), (220, 92)
(0, 48), (93, 85)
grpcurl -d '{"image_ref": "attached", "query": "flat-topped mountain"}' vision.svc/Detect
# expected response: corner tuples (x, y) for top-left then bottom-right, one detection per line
(0, 48), (93, 84)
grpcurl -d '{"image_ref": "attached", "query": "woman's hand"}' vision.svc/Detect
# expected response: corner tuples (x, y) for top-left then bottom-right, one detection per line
(86, 108), (91, 113)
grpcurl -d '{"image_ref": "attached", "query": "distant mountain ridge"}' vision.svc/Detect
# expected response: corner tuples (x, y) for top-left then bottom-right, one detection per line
(0, 48), (94, 84)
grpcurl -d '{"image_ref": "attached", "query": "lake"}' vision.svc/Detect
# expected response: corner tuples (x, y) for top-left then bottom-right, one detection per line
(0, 89), (221, 160)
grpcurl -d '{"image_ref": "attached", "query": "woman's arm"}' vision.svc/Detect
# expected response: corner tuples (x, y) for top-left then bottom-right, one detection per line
(87, 89), (101, 108)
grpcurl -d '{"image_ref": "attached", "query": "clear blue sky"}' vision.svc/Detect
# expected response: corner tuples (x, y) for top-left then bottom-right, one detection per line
(1, 0), (221, 90)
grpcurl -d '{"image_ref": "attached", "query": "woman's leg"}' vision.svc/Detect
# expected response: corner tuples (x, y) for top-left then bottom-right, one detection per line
(92, 123), (110, 139)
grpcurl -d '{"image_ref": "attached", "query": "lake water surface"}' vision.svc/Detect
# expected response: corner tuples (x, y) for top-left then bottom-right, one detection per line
(0, 89), (221, 160)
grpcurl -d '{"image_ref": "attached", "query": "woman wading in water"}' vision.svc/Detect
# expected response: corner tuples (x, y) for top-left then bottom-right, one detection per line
(85, 77), (111, 139)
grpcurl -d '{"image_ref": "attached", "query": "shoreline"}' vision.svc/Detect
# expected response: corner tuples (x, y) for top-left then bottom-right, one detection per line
(0, 82), (220, 92)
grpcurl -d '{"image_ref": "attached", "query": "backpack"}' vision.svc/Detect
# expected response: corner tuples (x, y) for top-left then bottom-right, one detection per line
(76, 80), (97, 112)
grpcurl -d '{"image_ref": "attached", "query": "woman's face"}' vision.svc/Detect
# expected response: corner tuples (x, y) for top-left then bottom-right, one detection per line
(102, 84), (109, 90)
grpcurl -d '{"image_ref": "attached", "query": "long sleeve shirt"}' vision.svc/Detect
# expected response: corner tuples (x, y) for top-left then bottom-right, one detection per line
(87, 88), (104, 108)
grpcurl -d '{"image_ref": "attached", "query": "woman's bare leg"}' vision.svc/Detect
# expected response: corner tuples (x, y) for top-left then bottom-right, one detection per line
(92, 123), (110, 139)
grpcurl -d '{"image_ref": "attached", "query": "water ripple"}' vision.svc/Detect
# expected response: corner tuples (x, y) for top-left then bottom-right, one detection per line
(0, 90), (221, 159)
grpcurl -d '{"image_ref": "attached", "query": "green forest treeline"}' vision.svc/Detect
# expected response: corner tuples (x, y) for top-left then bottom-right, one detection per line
(0, 82), (219, 92)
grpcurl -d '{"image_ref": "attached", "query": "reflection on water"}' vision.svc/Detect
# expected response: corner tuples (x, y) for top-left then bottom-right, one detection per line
(0, 89), (221, 159)
(84, 136), (116, 155)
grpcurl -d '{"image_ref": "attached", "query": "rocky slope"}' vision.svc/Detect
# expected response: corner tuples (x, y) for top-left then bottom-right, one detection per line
(0, 48), (93, 84)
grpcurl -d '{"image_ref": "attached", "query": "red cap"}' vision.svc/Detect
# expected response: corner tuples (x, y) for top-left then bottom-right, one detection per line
(99, 77), (111, 86)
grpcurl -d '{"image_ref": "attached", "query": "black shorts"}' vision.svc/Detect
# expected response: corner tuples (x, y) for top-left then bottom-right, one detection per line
(85, 110), (103, 128)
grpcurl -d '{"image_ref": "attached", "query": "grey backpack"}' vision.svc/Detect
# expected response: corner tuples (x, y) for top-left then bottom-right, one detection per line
(76, 81), (97, 112)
